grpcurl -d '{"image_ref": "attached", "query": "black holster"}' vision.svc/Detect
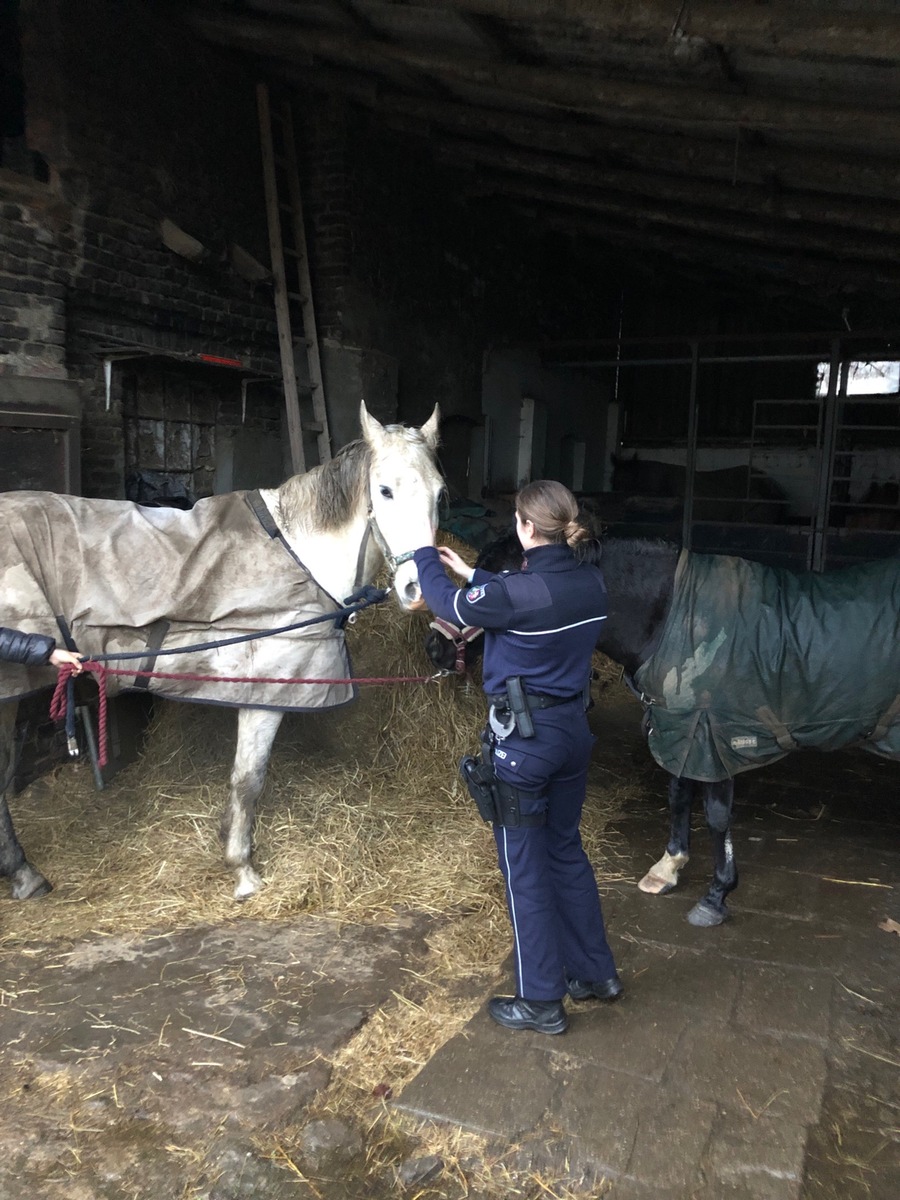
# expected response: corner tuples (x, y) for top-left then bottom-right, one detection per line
(459, 745), (546, 829)
(504, 675), (535, 739)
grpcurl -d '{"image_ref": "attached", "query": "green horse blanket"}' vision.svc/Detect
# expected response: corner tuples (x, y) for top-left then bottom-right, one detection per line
(0, 490), (355, 712)
(634, 550), (900, 782)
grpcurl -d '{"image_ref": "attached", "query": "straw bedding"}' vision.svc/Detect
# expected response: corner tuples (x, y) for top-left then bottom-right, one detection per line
(0, 538), (639, 1196)
(0, 538), (630, 952)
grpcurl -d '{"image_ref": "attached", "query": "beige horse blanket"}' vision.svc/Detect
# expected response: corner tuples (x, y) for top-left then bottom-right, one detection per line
(0, 490), (355, 711)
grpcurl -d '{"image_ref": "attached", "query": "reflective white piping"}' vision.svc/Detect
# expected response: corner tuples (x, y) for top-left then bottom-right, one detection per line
(501, 828), (526, 995)
(508, 614), (608, 636)
(452, 591), (466, 625)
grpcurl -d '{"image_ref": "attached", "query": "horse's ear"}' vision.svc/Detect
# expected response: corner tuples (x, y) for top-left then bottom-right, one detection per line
(359, 400), (384, 446)
(421, 404), (440, 452)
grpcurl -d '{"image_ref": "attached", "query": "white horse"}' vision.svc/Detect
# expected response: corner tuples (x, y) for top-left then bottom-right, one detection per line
(0, 402), (442, 900)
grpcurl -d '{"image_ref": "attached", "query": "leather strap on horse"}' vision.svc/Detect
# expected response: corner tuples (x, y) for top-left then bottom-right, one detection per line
(131, 619), (170, 690)
(246, 489), (308, 571)
(428, 616), (483, 675)
(864, 692), (900, 744)
(755, 705), (799, 753)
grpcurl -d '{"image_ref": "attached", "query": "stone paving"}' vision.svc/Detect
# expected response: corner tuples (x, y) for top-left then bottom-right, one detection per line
(0, 691), (895, 1199)
(396, 707), (900, 1200)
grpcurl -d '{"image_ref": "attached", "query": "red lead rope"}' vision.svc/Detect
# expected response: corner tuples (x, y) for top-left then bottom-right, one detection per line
(50, 662), (436, 769)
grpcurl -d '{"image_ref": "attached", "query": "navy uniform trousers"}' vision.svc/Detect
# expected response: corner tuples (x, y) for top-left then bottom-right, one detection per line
(491, 699), (617, 1001)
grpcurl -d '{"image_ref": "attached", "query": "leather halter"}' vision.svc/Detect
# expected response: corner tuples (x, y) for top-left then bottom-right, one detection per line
(429, 615), (484, 675)
(353, 505), (417, 591)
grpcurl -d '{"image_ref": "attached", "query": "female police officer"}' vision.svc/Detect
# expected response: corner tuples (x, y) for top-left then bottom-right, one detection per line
(412, 480), (621, 1035)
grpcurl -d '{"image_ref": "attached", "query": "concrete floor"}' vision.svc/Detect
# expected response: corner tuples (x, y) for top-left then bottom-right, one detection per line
(0, 688), (896, 1199)
(397, 690), (900, 1200)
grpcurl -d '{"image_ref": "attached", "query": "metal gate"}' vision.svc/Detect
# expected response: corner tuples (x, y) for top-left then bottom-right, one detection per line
(554, 331), (900, 571)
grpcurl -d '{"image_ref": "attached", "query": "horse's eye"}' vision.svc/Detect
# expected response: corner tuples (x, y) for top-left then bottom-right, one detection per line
(379, 485), (393, 500)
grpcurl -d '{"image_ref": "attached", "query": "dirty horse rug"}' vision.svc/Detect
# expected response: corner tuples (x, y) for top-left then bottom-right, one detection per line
(634, 550), (900, 781)
(0, 490), (354, 711)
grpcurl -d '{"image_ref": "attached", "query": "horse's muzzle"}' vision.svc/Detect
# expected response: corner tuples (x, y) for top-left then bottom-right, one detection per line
(394, 561), (425, 611)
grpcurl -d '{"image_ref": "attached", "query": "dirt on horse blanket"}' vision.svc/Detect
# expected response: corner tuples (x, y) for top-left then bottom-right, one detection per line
(0, 490), (355, 711)
(634, 550), (900, 782)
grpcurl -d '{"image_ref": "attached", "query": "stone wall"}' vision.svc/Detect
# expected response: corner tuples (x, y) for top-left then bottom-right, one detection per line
(3, 0), (283, 497)
(2, 0), (624, 501)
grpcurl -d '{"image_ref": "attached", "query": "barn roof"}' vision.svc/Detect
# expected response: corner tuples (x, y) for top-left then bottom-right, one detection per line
(180, 1), (900, 313)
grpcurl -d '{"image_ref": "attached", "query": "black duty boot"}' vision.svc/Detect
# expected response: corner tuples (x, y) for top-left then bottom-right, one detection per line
(487, 995), (568, 1035)
(566, 974), (624, 1002)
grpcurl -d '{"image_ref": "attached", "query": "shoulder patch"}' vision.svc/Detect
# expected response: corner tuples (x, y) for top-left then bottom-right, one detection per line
(465, 584), (487, 603)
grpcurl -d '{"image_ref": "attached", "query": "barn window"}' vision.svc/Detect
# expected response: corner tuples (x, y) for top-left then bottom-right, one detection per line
(816, 360), (900, 397)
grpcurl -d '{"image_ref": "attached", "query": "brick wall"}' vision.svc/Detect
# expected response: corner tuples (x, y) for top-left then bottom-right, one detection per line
(0, 187), (75, 377)
(3, 0), (283, 497)
(3, 1), (623, 499)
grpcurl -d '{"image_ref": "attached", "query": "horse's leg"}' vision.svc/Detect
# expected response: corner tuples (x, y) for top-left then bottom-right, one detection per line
(222, 707), (284, 900)
(638, 774), (693, 894)
(687, 778), (737, 928)
(0, 703), (52, 899)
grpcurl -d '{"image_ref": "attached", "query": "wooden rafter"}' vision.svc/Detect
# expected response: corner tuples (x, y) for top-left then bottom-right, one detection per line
(188, 14), (900, 145)
(435, 137), (900, 238)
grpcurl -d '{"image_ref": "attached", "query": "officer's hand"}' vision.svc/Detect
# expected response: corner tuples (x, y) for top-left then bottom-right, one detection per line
(437, 546), (472, 578)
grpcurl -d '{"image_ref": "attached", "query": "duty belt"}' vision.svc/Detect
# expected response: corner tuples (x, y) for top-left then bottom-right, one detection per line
(487, 683), (582, 741)
(486, 692), (580, 710)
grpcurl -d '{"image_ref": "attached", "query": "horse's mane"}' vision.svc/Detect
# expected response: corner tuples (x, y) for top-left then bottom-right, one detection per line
(275, 439), (372, 533)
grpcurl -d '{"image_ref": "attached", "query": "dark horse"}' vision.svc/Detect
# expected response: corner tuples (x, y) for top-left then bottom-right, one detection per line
(426, 529), (900, 927)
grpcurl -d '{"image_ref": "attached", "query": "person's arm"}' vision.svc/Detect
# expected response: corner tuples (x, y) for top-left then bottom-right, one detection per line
(414, 547), (515, 628)
(0, 627), (84, 672)
(0, 626), (58, 666)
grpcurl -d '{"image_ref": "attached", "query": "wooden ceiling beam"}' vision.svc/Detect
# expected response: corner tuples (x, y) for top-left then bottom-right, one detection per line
(373, 93), (900, 201)
(435, 137), (900, 238)
(513, 206), (900, 300)
(188, 13), (900, 145)
(462, 173), (900, 270)
(422, 2), (900, 61)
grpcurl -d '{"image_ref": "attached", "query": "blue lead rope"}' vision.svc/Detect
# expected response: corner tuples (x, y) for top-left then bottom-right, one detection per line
(82, 585), (390, 664)
(65, 672), (78, 755)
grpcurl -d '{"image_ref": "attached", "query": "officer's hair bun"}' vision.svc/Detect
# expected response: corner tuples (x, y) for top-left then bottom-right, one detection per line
(565, 519), (590, 548)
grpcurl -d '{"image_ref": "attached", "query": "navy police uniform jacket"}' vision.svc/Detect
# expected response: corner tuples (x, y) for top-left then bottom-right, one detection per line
(414, 543), (608, 697)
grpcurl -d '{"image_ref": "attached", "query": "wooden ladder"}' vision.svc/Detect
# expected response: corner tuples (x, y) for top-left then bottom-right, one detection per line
(257, 82), (331, 474)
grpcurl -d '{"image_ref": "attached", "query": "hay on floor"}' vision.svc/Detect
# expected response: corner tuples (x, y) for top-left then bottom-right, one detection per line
(0, 537), (639, 964)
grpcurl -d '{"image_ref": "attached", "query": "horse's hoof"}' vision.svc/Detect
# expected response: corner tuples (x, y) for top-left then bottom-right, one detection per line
(638, 871), (676, 896)
(10, 865), (52, 900)
(233, 865), (263, 901)
(638, 851), (689, 895)
(687, 900), (729, 928)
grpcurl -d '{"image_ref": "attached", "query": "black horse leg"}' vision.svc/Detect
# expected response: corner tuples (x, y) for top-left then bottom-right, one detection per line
(638, 774), (694, 895)
(0, 702), (52, 899)
(687, 778), (737, 928)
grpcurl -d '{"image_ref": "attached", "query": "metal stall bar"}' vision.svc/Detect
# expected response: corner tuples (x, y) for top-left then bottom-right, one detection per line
(810, 338), (844, 572)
